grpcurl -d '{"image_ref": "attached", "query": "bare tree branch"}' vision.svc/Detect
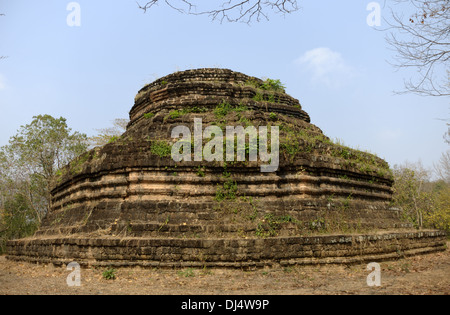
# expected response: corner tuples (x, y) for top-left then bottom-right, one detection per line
(385, 0), (450, 97)
(88, 118), (129, 147)
(445, 124), (450, 144)
(434, 150), (450, 182)
(137, 0), (299, 23)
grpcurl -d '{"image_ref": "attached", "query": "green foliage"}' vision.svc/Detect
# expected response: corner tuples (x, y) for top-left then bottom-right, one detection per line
(165, 106), (210, 122)
(342, 194), (353, 210)
(261, 79), (286, 92)
(102, 268), (117, 280)
(392, 164), (430, 228)
(255, 223), (271, 237)
(168, 110), (182, 120)
(143, 112), (155, 119)
(150, 141), (172, 158)
(178, 268), (195, 278)
(252, 92), (278, 103)
(0, 115), (88, 232)
(252, 92), (264, 102)
(213, 101), (248, 119)
(69, 152), (91, 175)
(0, 193), (39, 253)
(268, 94), (277, 103)
(244, 79), (261, 89)
(6, 115), (88, 176)
(245, 78), (286, 93)
(107, 135), (120, 144)
(278, 124), (392, 178)
(424, 184), (450, 232)
(215, 179), (238, 202)
(196, 166), (206, 177)
(257, 214), (297, 237)
(309, 217), (326, 232)
(255, 214), (301, 238)
(392, 162), (450, 232)
(213, 102), (233, 119)
(238, 196), (259, 221)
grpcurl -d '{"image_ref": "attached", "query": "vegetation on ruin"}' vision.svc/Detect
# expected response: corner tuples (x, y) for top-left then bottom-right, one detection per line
(102, 267), (117, 280)
(215, 179), (239, 202)
(255, 214), (301, 238)
(107, 135), (121, 144)
(213, 101), (248, 120)
(143, 112), (155, 119)
(215, 166), (239, 202)
(244, 78), (286, 93)
(196, 166), (206, 177)
(150, 140), (172, 158)
(69, 151), (91, 175)
(164, 106), (209, 122)
(88, 118), (128, 147)
(260, 79), (286, 92)
(278, 121), (393, 179)
(1, 69), (449, 253)
(214, 193), (378, 239)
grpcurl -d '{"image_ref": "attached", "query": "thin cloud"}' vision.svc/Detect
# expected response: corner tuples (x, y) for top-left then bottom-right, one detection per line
(295, 47), (357, 89)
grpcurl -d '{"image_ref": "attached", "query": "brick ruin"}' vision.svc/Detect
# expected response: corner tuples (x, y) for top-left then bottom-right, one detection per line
(7, 68), (446, 267)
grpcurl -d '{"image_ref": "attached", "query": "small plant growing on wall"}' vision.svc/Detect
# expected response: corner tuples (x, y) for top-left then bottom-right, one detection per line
(102, 267), (116, 280)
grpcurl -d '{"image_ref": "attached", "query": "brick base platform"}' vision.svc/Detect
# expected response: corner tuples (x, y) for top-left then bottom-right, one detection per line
(6, 230), (446, 268)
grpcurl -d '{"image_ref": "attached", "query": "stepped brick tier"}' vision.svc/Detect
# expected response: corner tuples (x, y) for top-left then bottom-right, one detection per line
(7, 68), (446, 267)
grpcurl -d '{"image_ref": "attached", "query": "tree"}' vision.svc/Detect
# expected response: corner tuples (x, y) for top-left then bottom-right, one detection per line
(88, 118), (129, 147)
(425, 182), (450, 231)
(0, 193), (39, 252)
(137, 0), (299, 23)
(434, 150), (450, 183)
(392, 160), (450, 232)
(0, 115), (88, 223)
(392, 161), (432, 228)
(385, 0), (450, 96)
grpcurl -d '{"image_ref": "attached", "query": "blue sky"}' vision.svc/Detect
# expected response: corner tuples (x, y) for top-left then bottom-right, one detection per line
(0, 0), (448, 171)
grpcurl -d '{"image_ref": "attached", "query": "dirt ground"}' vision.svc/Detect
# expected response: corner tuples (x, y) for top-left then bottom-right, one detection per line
(1, 243), (449, 295)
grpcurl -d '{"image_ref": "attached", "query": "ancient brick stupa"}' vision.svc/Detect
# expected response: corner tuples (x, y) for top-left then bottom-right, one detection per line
(7, 69), (446, 267)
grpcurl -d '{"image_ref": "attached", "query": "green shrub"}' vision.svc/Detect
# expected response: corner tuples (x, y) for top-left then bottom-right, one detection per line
(108, 136), (120, 144)
(213, 102), (247, 119)
(150, 141), (172, 158)
(269, 112), (277, 121)
(0, 193), (39, 254)
(168, 110), (182, 120)
(102, 268), (117, 280)
(215, 179), (238, 202)
(178, 268), (195, 277)
(261, 79), (286, 92)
